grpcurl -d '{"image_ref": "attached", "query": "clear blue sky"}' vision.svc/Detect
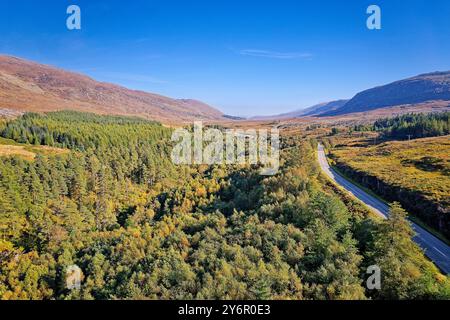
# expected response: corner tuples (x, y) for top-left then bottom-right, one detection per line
(1, 0), (449, 117)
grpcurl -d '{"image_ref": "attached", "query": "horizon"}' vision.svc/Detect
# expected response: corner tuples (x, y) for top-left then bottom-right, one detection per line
(1, 0), (450, 116)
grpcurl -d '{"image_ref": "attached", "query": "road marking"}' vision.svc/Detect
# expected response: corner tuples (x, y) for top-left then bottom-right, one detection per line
(433, 246), (447, 258)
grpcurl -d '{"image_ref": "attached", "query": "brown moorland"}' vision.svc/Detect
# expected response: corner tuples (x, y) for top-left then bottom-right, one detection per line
(0, 55), (225, 124)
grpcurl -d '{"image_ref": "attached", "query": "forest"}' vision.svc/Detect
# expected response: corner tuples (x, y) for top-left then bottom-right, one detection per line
(0, 111), (448, 300)
(373, 112), (450, 140)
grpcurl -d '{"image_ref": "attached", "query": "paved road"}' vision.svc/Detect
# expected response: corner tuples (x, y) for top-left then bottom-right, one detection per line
(317, 144), (450, 275)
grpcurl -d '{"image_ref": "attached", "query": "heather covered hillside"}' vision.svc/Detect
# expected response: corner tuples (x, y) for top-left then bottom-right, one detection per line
(328, 122), (450, 239)
(0, 56), (225, 123)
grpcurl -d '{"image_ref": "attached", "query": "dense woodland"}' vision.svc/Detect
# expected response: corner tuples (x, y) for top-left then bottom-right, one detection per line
(0, 112), (448, 300)
(374, 112), (450, 139)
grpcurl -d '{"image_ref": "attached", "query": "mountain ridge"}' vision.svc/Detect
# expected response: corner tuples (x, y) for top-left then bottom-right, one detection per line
(0, 55), (225, 123)
(2, 56), (449, 122)
(249, 100), (349, 121)
(251, 71), (450, 120)
(322, 71), (450, 116)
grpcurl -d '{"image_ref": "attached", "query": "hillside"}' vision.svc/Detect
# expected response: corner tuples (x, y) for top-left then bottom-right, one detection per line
(299, 99), (349, 117)
(254, 71), (450, 121)
(329, 134), (450, 239)
(323, 71), (450, 116)
(0, 55), (225, 123)
(251, 100), (349, 120)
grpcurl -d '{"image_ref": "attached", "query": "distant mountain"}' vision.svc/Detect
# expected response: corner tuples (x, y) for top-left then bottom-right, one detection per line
(250, 99), (349, 120)
(323, 71), (450, 116)
(297, 99), (349, 117)
(222, 114), (246, 120)
(252, 71), (450, 121)
(0, 55), (226, 123)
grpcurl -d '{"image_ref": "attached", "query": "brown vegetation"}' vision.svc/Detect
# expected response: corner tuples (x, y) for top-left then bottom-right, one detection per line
(329, 135), (450, 239)
(0, 55), (225, 124)
(0, 137), (69, 160)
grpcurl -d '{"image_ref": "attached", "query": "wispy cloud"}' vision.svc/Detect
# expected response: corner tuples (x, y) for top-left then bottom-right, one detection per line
(237, 49), (313, 60)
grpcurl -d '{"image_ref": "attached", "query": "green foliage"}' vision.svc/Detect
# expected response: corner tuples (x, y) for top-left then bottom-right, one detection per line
(374, 112), (450, 140)
(0, 112), (448, 300)
(366, 203), (449, 300)
(331, 135), (450, 239)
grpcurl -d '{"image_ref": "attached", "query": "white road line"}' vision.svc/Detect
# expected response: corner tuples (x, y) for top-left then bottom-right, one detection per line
(433, 246), (447, 258)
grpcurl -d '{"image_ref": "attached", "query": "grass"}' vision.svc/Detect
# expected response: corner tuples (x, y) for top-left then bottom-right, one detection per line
(328, 134), (450, 243)
(331, 164), (389, 205)
(319, 170), (383, 222)
(0, 137), (21, 146)
(319, 144), (384, 221)
(330, 135), (450, 206)
(0, 144), (36, 160)
(0, 137), (69, 160)
(331, 163), (450, 246)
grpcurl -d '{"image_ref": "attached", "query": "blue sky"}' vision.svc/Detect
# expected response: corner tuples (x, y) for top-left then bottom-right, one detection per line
(1, 0), (449, 117)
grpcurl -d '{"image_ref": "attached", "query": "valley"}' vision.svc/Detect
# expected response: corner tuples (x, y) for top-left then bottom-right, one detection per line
(0, 110), (449, 300)
(2, 0), (450, 308)
(0, 56), (449, 301)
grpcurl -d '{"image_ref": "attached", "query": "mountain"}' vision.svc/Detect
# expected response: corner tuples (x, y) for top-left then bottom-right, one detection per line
(323, 71), (450, 116)
(295, 99), (349, 117)
(250, 99), (349, 120)
(0, 55), (225, 123)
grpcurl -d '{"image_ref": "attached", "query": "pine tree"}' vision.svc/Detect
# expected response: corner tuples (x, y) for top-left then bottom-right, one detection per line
(251, 278), (272, 300)
(369, 203), (441, 299)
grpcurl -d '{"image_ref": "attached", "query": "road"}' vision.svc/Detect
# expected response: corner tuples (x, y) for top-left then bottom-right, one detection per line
(317, 144), (450, 275)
